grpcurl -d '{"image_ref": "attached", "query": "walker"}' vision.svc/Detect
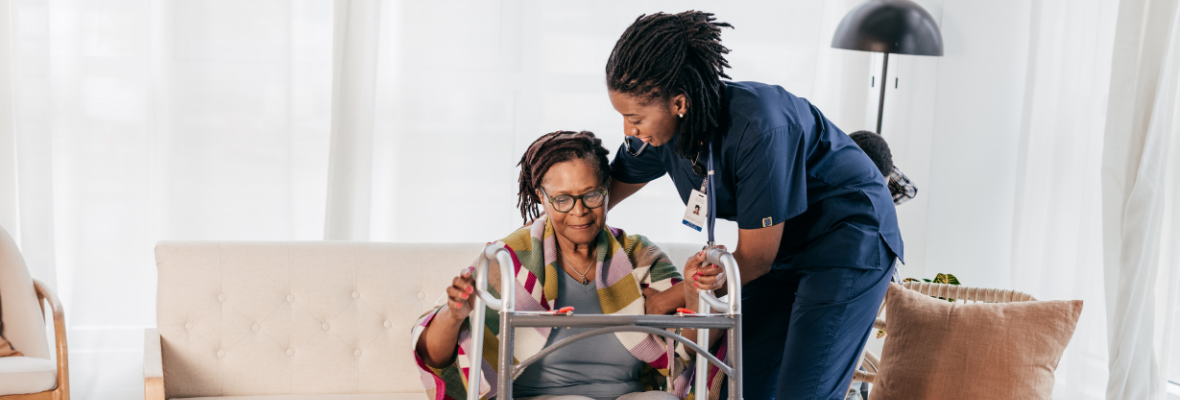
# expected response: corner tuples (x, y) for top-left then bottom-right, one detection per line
(465, 244), (744, 400)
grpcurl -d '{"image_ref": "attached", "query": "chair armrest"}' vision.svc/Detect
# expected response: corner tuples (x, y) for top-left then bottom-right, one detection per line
(33, 279), (70, 400)
(144, 329), (165, 400)
(852, 369), (876, 384)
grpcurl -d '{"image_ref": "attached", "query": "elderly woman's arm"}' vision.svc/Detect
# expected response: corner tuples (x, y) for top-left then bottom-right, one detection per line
(415, 268), (477, 368)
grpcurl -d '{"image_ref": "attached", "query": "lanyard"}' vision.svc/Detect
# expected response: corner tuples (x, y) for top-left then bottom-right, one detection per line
(705, 142), (716, 246)
(686, 142), (717, 243)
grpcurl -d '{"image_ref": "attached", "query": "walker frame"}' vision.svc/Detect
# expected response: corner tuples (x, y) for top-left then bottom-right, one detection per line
(465, 245), (744, 400)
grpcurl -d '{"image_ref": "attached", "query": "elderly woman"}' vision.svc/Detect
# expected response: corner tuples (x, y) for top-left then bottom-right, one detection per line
(412, 131), (725, 400)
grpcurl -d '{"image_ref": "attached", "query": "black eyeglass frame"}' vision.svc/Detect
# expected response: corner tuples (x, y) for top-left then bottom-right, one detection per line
(540, 187), (608, 213)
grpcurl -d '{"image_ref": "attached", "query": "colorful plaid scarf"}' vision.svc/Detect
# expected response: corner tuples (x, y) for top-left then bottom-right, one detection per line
(411, 216), (726, 400)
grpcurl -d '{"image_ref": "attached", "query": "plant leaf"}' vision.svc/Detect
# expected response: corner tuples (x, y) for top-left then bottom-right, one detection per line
(903, 277), (921, 283)
(877, 329), (887, 339)
(922, 278), (932, 282)
(934, 273), (949, 284)
(945, 274), (961, 285)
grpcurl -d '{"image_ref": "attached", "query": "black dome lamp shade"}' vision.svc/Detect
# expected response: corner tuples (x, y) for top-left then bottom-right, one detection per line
(832, 0), (943, 134)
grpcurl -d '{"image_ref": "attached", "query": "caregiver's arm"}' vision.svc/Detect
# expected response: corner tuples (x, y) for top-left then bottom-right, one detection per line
(733, 222), (783, 286)
(415, 268), (476, 368)
(607, 180), (647, 210)
(649, 225), (782, 307)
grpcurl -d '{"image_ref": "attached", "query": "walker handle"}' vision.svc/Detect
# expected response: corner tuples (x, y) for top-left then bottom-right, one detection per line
(700, 248), (741, 314)
(467, 245), (515, 400)
(471, 246), (512, 311)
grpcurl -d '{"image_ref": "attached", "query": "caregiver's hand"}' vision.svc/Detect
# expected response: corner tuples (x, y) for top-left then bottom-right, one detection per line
(442, 267), (477, 322)
(684, 245), (727, 301)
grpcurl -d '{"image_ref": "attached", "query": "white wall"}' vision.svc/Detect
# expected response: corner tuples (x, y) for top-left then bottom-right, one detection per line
(865, 0), (1033, 290)
(848, 0), (1041, 379)
(920, 0), (1032, 290)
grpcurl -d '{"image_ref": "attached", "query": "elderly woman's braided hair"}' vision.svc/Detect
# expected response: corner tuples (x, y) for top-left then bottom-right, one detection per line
(606, 10), (733, 160)
(517, 130), (612, 224)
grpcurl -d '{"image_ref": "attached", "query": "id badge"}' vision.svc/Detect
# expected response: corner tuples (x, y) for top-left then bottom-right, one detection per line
(682, 189), (708, 232)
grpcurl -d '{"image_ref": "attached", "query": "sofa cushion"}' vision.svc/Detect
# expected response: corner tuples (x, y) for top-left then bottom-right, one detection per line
(868, 283), (1083, 400)
(173, 394), (423, 400)
(0, 356), (56, 395)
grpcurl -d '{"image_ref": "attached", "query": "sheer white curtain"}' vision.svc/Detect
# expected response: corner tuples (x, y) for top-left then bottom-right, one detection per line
(1101, 0), (1180, 398)
(1, 0), (335, 397)
(1009, 0), (1118, 398)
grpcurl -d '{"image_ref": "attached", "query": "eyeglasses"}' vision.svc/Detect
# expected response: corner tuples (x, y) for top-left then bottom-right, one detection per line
(541, 187), (608, 213)
(622, 136), (648, 157)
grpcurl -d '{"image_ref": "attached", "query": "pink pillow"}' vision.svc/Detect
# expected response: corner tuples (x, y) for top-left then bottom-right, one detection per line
(869, 283), (1082, 400)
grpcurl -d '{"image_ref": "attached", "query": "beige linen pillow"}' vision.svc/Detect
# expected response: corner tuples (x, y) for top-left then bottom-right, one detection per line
(868, 283), (1082, 400)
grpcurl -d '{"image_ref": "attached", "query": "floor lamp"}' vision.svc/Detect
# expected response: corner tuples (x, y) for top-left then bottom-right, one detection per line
(831, 0), (944, 134)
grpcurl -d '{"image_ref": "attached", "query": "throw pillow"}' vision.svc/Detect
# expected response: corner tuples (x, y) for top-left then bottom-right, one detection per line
(868, 283), (1082, 400)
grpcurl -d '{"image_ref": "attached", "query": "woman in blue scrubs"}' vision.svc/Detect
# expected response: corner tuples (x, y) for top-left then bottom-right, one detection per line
(603, 11), (903, 400)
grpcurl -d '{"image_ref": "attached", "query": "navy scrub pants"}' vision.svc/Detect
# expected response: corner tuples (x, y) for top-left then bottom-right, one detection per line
(722, 251), (896, 400)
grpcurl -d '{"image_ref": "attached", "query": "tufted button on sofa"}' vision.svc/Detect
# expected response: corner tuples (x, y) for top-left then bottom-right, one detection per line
(147, 241), (700, 400)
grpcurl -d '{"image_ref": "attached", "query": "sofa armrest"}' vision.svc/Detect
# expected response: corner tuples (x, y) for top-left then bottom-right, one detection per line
(34, 279), (70, 400)
(144, 328), (164, 400)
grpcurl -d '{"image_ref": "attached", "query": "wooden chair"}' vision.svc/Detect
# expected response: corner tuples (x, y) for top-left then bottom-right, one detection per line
(849, 282), (1036, 392)
(0, 225), (69, 400)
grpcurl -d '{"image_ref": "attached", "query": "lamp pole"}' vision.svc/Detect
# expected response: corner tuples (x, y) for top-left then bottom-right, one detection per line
(876, 52), (889, 135)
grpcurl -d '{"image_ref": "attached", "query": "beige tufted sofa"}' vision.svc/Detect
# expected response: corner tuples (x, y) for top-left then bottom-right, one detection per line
(146, 241), (700, 400)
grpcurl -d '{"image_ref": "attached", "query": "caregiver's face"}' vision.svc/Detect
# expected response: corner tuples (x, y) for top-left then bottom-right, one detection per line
(539, 159), (607, 246)
(608, 90), (686, 147)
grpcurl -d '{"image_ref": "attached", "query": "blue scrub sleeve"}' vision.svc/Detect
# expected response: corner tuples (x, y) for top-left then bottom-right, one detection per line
(735, 126), (808, 230)
(609, 142), (667, 184)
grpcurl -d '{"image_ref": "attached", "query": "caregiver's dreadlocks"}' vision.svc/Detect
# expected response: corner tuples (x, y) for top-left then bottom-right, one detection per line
(606, 11), (732, 159)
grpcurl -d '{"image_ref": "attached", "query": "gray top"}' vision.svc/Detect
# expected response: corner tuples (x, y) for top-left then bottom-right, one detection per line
(512, 269), (645, 400)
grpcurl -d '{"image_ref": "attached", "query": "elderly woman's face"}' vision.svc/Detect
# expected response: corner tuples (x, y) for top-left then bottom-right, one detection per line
(539, 159), (607, 246)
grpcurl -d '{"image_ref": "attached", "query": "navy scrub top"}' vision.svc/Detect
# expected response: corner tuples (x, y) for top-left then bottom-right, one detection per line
(611, 81), (903, 270)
